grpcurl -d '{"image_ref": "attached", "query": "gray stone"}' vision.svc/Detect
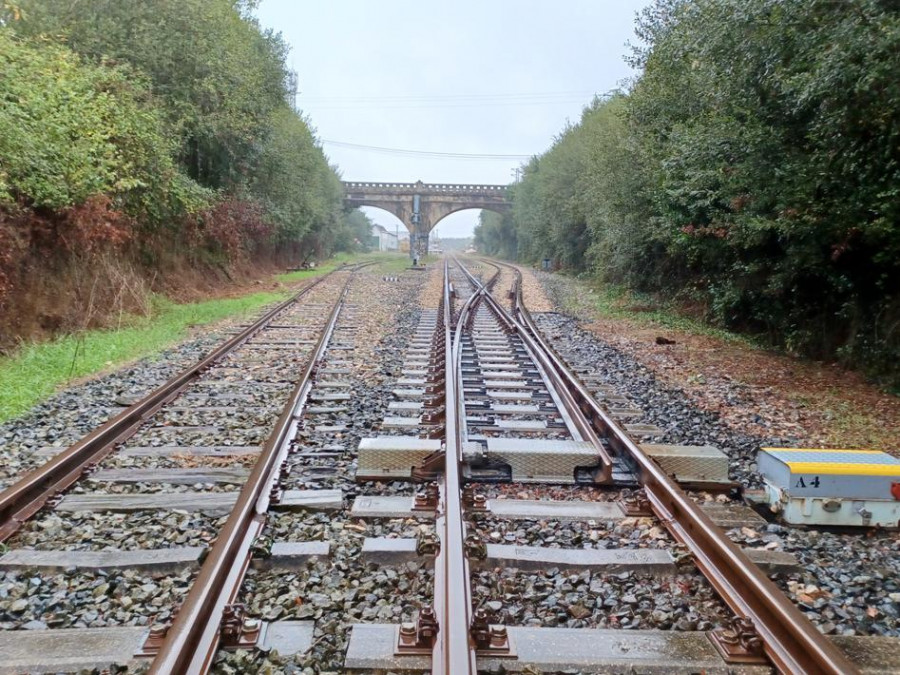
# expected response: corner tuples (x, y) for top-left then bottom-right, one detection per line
(482, 544), (676, 575)
(89, 467), (249, 484)
(351, 496), (419, 518)
(343, 624), (770, 674)
(277, 489), (343, 511)
(116, 446), (259, 458)
(309, 392), (351, 401)
(360, 537), (418, 564)
(625, 423), (666, 437)
(255, 542), (330, 570)
(0, 626), (148, 674)
(742, 548), (800, 573)
(259, 621), (315, 656)
(832, 635), (900, 674)
(381, 416), (423, 429)
(488, 499), (622, 522)
(699, 502), (766, 528)
(0, 547), (204, 573)
(57, 491), (237, 513)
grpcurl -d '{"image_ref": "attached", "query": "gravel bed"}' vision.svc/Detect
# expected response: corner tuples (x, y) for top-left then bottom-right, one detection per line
(266, 512), (432, 543)
(730, 524), (900, 636)
(216, 269), (436, 673)
(471, 568), (731, 630)
(0, 275), (352, 488)
(477, 484), (619, 502)
(0, 568), (194, 630)
(470, 514), (678, 551)
(0, 273), (350, 489)
(535, 280), (900, 638)
(212, 561), (433, 674)
(8, 510), (226, 551)
(535, 312), (768, 488)
(418, 263), (444, 310)
(0, 332), (230, 488)
(515, 263), (554, 312)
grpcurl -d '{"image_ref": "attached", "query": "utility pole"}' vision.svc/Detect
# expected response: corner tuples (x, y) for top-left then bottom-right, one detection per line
(511, 167), (522, 183)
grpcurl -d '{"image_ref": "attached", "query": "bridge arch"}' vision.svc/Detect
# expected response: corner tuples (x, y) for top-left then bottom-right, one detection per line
(429, 204), (511, 230)
(348, 202), (408, 228)
(342, 180), (512, 256)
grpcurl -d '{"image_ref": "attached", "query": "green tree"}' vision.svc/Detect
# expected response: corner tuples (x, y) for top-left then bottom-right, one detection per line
(0, 28), (207, 221)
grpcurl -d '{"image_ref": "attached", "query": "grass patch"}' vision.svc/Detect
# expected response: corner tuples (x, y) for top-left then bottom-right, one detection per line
(0, 250), (423, 423)
(275, 251), (361, 283)
(559, 275), (760, 347)
(0, 290), (295, 423)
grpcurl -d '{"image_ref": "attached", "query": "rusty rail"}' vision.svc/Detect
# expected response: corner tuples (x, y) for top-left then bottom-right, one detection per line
(0, 267), (354, 542)
(430, 258), (479, 674)
(147, 270), (357, 674)
(454, 259), (613, 481)
(489, 258), (858, 675)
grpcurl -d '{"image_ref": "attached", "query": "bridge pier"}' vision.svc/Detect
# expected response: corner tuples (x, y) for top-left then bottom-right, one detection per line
(410, 231), (429, 259)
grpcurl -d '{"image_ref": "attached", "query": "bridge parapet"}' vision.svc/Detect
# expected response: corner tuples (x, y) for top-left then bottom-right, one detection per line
(343, 181), (508, 196)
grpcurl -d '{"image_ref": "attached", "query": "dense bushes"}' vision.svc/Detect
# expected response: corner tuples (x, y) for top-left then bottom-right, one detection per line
(0, 1), (353, 341)
(477, 0), (900, 383)
(0, 30), (207, 222)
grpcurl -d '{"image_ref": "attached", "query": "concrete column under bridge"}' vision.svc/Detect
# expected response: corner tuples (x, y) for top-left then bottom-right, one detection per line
(342, 180), (512, 259)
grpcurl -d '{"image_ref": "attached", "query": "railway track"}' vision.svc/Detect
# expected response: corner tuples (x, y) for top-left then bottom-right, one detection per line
(0, 257), (897, 674)
(346, 258), (896, 674)
(0, 264), (368, 672)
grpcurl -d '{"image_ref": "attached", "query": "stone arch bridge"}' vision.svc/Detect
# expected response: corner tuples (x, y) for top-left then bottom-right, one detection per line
(343, 180), (511, 256)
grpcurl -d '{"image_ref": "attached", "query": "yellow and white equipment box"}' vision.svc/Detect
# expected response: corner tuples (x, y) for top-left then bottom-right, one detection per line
(758, 447), (900, 527)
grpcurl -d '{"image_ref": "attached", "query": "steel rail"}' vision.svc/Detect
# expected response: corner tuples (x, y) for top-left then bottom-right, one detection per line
(454, 258), (613, 480)
(492, 258), (858, 675)
(147, 268), (361, 674)
(431, 258), (479, 674)
(0, 266), (353, 542)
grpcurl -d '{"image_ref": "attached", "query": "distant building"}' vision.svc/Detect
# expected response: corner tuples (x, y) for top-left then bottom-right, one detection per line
(370, 224), (399, 251)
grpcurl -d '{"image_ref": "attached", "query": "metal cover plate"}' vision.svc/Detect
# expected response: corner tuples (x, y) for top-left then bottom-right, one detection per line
(356, 437), (441, 478)
(484, 438), (599, 483)
(642, 444), (730, 483)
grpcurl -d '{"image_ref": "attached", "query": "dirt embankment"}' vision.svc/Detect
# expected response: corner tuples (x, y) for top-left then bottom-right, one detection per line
(0, 240), (296, 353)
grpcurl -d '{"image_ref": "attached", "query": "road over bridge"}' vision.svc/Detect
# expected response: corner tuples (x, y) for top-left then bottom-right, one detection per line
(343, 180), (511, 256)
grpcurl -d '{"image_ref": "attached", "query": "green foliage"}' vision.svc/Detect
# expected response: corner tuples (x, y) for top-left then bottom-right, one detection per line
(505, 0), (900, 384)
(335, 210), (376, 253)
(0, 28), (208, 220)
(249, 107), (343, 245)
(3, 0), (347, 265)
(13, 0), (290, 190)
(474, 210), (517, 259)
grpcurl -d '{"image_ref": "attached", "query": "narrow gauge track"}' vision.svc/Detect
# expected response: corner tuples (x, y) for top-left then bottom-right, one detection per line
(0, 264), (369, 672)
(345, 258), (876, 675)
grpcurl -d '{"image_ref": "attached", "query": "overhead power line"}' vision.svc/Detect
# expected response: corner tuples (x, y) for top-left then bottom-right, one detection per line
(300, 89), (605, 110)
(322, 140), (531, 161)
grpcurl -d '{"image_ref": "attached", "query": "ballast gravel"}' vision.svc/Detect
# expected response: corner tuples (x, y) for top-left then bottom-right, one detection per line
(471, 568), (731, 631)
(529, 287), (900, 638)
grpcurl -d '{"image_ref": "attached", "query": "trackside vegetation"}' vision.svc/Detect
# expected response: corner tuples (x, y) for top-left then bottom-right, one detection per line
(475, 0), (900, 386)
(0, 1), (371, 347)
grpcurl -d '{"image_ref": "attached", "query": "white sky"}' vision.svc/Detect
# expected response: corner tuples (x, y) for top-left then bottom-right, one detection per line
(254, 1), (649, 238)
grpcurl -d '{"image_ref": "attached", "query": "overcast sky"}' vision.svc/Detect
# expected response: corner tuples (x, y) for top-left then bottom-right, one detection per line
(254, 1), (650, 238)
